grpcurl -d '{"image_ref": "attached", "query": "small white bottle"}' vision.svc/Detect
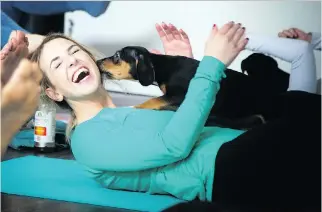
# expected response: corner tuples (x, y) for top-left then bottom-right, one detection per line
(34, 97), (56, 152)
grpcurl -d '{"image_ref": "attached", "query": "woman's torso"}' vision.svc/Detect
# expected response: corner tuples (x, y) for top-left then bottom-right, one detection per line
(71, 107), (245, 201)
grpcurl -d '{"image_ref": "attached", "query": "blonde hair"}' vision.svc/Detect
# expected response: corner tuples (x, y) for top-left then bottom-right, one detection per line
(29, 33), (98, 143)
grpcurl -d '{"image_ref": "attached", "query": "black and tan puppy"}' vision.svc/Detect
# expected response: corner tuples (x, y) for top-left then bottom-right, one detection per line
(96, 46), (270, 129)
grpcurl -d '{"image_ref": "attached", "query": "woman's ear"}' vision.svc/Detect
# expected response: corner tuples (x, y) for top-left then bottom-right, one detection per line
(45, 87), (64, 102)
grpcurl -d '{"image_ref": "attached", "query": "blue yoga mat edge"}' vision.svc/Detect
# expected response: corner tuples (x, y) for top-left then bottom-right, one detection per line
(1, 156), (183, 211)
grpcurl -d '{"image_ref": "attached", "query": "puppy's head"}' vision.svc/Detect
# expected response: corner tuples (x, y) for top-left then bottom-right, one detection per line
(97, 46), (155, 86)
(241, 53), (279, 77)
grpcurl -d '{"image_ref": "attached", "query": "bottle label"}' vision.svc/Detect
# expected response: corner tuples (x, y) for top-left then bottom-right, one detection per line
(34, 110), (56, 148)
(35, 126), (47, 136)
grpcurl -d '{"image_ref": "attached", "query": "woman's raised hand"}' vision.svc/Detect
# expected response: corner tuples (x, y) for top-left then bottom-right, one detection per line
(204, 21), (248, 67)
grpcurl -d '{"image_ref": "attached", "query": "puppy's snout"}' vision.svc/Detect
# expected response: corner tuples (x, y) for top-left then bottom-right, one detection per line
(97, 58), (112, 72)
(96, 58), (114, 79)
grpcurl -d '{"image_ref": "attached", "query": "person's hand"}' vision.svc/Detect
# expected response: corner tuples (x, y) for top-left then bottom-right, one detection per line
(278, 28), (312, 43)
(204, 22), (248, 66)
(151, 22), (193, 58)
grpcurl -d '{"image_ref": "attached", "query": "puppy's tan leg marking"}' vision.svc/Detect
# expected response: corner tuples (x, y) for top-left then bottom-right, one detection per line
(134, 97), (168, 110)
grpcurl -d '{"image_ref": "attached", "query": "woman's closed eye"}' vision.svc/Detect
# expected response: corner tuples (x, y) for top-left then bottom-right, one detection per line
(72, 49), (80, 54)
(54, 49), (80, 69)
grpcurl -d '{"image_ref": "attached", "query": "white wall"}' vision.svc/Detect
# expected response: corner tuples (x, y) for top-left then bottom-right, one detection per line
(65, 1), (321, 96)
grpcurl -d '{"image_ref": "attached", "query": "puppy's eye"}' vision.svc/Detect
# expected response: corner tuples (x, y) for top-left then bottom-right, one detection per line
(56, 63), (61, 69)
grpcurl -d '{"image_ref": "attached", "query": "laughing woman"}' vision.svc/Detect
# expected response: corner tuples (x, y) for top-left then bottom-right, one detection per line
(22, 21), (321, 211)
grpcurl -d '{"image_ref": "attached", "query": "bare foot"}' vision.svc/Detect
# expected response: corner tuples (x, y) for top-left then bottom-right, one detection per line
(0, 30), (41, 156)
(1, 58), (42, 157)
(1, 31), (29, 86)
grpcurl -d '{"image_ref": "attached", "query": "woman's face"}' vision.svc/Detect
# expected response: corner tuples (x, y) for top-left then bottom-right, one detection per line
(39, 38), (101, 102)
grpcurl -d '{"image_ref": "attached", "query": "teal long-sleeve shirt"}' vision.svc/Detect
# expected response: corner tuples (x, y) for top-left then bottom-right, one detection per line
(71, 56), (245, 201)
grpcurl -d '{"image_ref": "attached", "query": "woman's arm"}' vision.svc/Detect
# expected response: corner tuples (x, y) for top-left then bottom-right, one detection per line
(155, 23), (247, 158)
(277, 28), (321, 51)
(72, 22), (248, 171)
(73, 56), (226, 171)
(309, 32), (321, 51)
(245, 34), (317, 93)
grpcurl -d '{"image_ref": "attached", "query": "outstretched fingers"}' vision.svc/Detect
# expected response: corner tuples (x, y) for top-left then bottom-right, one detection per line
(169, 24), (182, 40)
(155, 23), (167, 43)
(161, 22), (174, 41)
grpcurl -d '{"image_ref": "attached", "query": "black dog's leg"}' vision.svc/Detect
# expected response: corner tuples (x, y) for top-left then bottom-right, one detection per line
(159, 95), (184, 111)
(205, 115), (266, 130)
(159, 105), (179, 111)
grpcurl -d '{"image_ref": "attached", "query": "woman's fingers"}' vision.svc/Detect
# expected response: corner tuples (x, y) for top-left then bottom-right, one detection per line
(232, 26), (245, 44)
(169, 24), (182, 40)
(282, 30), (295, 38)
(278, 32), (287, 38)
(149, 49), (163, 55)
(158, 22), (192, 42)
(161, 22), (174, 41)
(289, 28), (298, 38)
(226, 23), (242, 41)
(237, 38), (249, 51)
(218, 21), (234, 35)
(155, 23), (167, 43)
(204, 21), (247, 66)
(179, 29), (190, 43)
(208, 24), (219, 41)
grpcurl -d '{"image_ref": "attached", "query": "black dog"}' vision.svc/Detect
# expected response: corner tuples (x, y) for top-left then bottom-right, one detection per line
(97, 46), (285, 129)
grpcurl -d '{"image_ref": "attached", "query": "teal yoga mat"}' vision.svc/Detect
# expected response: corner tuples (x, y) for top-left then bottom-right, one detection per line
(1, 156), (183, 211)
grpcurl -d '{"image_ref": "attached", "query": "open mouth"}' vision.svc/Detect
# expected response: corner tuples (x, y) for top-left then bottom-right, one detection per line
(72, 67), (90, 83)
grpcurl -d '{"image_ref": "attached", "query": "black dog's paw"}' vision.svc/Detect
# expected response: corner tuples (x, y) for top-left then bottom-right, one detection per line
(238, 114), (266, 130)
(206, 114), (266, 130)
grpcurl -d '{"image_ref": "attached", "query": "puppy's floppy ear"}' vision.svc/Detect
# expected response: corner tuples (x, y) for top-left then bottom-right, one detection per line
(136, 54), (155, 86)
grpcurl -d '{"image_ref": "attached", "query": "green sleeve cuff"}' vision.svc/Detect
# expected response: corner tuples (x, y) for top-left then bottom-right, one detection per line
(202, 56), (226, 67)
(196, 56), (226, 82)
